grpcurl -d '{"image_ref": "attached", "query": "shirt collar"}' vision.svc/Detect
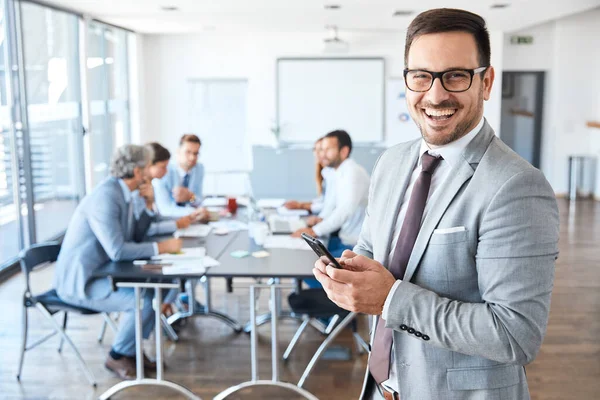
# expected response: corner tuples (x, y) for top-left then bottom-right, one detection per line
(177, 164), (195, 178)
(418, 117), (485, 168)
(117, 179), (132, 203)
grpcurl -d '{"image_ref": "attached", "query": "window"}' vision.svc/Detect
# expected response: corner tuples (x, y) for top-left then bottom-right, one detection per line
(87, 21), (131, 188)
(20, 3), (85, 242)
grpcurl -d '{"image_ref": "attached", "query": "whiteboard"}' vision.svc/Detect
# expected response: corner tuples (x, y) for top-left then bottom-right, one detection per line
(385, 78), (422, 145)
(187, 79), (249, 172)
(277, 58), (385, 143)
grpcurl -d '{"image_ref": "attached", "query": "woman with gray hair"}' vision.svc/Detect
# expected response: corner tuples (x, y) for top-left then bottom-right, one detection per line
(53, 144), (182, 380)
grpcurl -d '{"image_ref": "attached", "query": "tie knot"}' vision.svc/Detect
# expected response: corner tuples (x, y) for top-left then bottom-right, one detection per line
(421, 152), (443, 174)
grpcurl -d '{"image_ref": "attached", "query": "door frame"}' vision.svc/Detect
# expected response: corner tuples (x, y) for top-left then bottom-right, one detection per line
(501, 70), (545, 168)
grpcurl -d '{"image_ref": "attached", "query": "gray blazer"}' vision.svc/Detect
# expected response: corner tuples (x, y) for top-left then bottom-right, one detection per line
(356, 121), (559, 400)
(54, 177), (155, 301)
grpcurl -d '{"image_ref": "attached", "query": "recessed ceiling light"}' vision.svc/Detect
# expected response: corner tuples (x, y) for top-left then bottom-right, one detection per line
(324, 4), (341, 10)
(161, 6), (179, 12)
(491, 3), (510, 9)
(393, 10), (413, 17)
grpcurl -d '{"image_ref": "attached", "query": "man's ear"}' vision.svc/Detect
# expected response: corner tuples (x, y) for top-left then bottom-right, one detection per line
(340, 146), (350, 160)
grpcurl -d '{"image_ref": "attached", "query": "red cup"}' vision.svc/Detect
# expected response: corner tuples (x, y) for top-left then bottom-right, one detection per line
(227, 197), (238, 214)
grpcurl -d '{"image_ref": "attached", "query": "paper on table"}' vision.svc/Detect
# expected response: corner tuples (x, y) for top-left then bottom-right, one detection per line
(201, 197), (228, 207)
(209, 220), (249, 231)
(152, 247), (206, 260)
(263, 235), (311, 250)
(276, 206), (309, 217)
(257, 198), (286, 208)
(174, 224), (213, 238)
(161, 256), (220, 275)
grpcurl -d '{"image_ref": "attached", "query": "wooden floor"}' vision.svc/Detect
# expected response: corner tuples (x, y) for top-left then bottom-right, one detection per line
(0, 198), (599, 399)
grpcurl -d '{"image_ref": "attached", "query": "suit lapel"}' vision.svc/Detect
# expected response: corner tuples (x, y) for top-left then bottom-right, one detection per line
(403, 121), (496, 282)
(381, 141), (421, 267)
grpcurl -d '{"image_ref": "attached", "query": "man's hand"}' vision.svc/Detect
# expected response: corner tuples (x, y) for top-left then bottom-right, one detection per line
(284, 200), (311, 211)
(190, 207), (210, 223)
(157, 238), (183, 254)
(291, 227), (316, 238)
(313, 250), (397, 315)
(139, 180), (155, 207)
(284, 200), (300, 209)
(306, 216), (323, 227)
(173, 187), (194, 203)
(176, 216), (192, 229)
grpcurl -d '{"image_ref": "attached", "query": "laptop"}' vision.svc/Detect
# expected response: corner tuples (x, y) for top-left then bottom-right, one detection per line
(268, 215), (307, 234)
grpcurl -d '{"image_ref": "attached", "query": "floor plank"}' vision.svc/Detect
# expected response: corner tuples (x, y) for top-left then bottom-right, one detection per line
(1, 198), (598, 399)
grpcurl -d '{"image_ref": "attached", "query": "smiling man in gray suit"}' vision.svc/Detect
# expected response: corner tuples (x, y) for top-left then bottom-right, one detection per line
(54, 144), (182, 380)
(313, 8), (559, 400)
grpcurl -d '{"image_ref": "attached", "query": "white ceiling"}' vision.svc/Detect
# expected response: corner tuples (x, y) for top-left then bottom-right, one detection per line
(39, 0), (600, 34)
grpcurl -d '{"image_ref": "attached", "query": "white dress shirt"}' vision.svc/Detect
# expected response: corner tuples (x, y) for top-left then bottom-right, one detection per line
(310, 167), (335, 214)
(379, 117), (484, 394)
(312, 158), (370, 246)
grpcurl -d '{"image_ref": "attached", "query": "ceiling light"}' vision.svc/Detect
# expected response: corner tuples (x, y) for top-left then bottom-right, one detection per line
(161, 6), (179, 12)
(393, 10), (413, 17)
(324, 4), (341, 10)
(491, 3), (510, 9)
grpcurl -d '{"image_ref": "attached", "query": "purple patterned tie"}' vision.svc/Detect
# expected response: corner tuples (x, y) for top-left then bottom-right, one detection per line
(369, 152), (443, 385)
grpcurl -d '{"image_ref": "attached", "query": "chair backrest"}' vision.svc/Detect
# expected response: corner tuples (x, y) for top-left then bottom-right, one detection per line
(19, 242), (61, 293)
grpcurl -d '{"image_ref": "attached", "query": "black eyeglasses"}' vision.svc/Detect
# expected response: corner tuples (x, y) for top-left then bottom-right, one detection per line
(403, 66), (488, 93)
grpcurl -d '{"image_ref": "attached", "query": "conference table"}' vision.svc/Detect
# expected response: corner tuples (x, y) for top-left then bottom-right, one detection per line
(92, 212), (322, 400)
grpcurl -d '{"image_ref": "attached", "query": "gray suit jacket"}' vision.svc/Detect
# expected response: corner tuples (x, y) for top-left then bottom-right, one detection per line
(356, 121), (559, 400)
(54, 177), (156, 301)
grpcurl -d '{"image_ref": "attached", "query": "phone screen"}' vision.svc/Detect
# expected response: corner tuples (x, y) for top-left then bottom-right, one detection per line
(301, 233), (343, 269)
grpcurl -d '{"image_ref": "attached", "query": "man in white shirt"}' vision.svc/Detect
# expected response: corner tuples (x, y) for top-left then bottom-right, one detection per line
(292, 130), (370, 258)
(312, 8), (559, 400)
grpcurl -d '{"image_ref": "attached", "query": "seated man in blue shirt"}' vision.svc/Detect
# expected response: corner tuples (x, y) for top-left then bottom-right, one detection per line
(153, 134), (208, 218)
(134, 142), (207, 238)
(54, 144), (183, 380)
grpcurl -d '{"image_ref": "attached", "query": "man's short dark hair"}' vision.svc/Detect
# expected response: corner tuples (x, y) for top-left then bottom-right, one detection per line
(146, 142), (171, 164)
(405, 8), (491, 68)
(324, 130), (352, 156)
(179, 134), (201, 147)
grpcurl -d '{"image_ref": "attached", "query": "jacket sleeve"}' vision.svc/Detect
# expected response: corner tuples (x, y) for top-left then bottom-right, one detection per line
(383, 169), (559, 365)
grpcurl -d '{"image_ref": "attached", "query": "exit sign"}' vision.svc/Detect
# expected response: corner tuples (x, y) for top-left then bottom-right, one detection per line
(511, 35), (534, 45)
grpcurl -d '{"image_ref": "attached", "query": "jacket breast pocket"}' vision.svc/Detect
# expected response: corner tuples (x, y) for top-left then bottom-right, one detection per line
(447, 364), (521, 391)
(429, 228), (468, 245)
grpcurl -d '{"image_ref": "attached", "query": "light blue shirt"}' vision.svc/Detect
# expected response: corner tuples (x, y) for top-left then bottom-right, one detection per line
(132, 191), (178, 237)
(153, 162), (204, 218)
(118, 179), (159, 255)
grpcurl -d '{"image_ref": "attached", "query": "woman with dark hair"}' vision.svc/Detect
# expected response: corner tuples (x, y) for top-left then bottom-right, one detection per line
(284, 137), (335, 218)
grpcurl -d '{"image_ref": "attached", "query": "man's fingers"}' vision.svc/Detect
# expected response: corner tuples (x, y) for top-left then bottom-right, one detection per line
(326, 264), (360, 283)
(340, 249), (357, 260)
(342, 254), (381, 271)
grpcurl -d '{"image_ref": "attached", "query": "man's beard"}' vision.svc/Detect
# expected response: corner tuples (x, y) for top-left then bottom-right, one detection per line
(415, 89), (483, 146)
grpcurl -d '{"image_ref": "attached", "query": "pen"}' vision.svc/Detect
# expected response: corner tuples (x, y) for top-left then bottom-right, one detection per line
(133, 260), (173, 266)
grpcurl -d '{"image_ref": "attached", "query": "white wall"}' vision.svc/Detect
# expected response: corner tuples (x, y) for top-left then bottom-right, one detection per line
(138, 30), (504, 160)
(502, 8), (600, 196)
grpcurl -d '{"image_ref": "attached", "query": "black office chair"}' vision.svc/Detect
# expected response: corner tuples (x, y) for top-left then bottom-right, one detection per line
(16, 242), (115, 387)
(283, 289), (369, 363)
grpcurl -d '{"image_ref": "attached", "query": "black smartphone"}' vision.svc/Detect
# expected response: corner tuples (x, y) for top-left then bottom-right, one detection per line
(301, 233), (343, 269)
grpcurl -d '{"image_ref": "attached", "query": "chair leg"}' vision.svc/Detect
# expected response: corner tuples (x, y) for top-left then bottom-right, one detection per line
(16, 306), (28, 381)
(351, 316), (369, 354)
(58, 312), (68, 353)
(35, 304), (96, 387)
(283, 318), (310, 361)
(97, 320), (108, 343)
(297, 312), (357, 388)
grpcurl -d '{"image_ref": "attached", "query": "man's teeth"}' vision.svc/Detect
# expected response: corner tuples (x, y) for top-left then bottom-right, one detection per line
(425, 109), (456, 117)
